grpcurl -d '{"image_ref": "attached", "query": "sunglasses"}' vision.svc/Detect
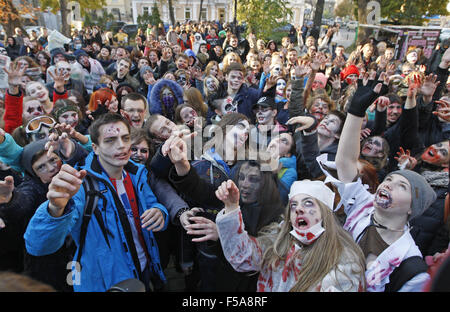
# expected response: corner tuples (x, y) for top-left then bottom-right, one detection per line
(26, 116), (56, 134)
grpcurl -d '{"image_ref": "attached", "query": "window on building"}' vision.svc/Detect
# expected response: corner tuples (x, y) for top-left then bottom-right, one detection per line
(143, 6), (149, 15)
(185, 7), (191, 20)
(200, 7), (207, 20)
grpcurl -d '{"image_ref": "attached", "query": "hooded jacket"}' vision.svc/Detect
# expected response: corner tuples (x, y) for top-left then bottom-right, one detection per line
(149, 78), (184, 120)
(24, 152), (169, 292)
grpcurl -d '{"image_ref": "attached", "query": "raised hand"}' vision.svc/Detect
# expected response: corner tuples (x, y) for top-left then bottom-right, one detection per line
(49, 68), (69, 93)
(374, 95), (390, 112)
(185, 216), (219, 242)
(294, 59), (310, 79)
(329, 75), (341, 90)
(394, 147), (417, 170)
(47, 164), (87, 217)
(310, 52), (327, 71)
(3, 61), (27, 91)
(0, 176), (14, 204)
(215, 179), (240, 212)
(419, 74), (439, 98)
(407, 73), (423, 99)
(45, 131), (75, 159)
(360, 128), (371, 141)
(141, 208), (165, 232)
(286, 115), (316, 132)
(433, 99), (450, 121)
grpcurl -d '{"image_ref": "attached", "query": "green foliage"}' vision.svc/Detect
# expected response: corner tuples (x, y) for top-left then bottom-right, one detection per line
(40, 0), (106, 14)
(137, 4), (162, 29)
(379, 0), (447, 25)
(237, 0), (293, 41)
(335, 0), (355, 19)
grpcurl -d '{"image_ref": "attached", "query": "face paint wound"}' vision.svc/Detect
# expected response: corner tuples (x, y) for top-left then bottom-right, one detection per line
(375, 188), (392, 210)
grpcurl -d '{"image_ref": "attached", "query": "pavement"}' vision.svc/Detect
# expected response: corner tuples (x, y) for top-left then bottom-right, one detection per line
(163, 256), (186, 292)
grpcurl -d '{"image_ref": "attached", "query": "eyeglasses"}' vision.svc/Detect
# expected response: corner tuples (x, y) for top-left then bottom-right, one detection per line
(26, 115), (56, 134)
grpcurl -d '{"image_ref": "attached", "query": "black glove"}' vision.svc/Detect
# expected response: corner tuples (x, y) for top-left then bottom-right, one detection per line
(347, 77), (388, 118)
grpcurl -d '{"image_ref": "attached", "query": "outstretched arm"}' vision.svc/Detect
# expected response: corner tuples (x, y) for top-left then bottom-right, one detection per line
(336, 73), (388, 183)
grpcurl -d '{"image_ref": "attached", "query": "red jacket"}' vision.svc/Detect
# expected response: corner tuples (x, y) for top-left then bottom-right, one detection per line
(3, 89), (68, 134)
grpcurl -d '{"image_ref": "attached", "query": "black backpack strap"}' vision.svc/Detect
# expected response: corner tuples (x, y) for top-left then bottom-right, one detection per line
(384, 256), (428, 292)
(76, 175), (110, 269)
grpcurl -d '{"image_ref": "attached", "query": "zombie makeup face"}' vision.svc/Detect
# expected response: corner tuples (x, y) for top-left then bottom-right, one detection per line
(148, 51), (158, 64)
(149, 115), (177, 141)
(289, 194), (322, 231)
(130, 140), (150, 164)
(267, 132), (294, 158)
(176, 73), (188, 87)
(138, 58), (149, 69)
(122, 99), (146, 128)
(93, 122), (132, 171)
(237, 163), (262, 204)
(23, 100), (44, 120)
(32, 152), (63, 184)
(309, 98), (329, 122)
(225, 119), (250, 150)
(387, 102), (402, 124)
(100, 48), (110, 58)
(78, 55), (90, 68)
(286, 83), (292, 100)
(108, 96), (119, 113)
(205, 77), (218, 92)
(361, 136), (384, 157)
(180, 106), (198, 127)
(385, 49), (394, 61)
(209, 65), (218, 77)
(26, 82), (49, 103)
(56, 61), (71, 80)
(254, 105), (276, 125)
(226, 70), (244, 92)
(421, 141), (450, 167)
(271, 64), (282, 77)
(375, 174), (412, 216)
(317, 113), (342, 139)
(276, 79), (286, 96)
(117, 60), (131, 78)
(406, 51), (418, 64)
(58, 110), (79, 128)
(176, 57), (188, 70)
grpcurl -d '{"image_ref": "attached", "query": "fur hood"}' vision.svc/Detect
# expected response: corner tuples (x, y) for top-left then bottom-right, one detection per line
(149, 78), (184, 118)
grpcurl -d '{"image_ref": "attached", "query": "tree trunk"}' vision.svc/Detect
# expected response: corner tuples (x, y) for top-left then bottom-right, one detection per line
(167, 0), (175, 26)
(59, 0), (71, 37)
(356, 0), (370, 44)
(198, 0), (204, 22)
(311, 0), (324, 40)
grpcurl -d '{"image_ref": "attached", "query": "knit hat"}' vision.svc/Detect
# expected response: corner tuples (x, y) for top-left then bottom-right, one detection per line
(289, 180), (335, 211)
(20, 139), (49, 179)
(218, 30), (227, 37)
(386, 170), (437, 220)
(52, 101), (81, 121)
(140, 65), (153, 79)
(314, 72), (328, 87)
(340, 65), (360, 81)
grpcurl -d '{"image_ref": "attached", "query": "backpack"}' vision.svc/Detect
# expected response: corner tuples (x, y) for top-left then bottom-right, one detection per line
(384, 256), (428, 292)
(75, 174), (109, 270)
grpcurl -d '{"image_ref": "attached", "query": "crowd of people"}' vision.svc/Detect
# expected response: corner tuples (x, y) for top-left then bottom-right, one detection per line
(0, 18), (449, 292)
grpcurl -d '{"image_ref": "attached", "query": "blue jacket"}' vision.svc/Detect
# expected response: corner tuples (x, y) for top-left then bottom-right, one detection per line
(278, 155), (297, 205)
(24, 152), (169, 292)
